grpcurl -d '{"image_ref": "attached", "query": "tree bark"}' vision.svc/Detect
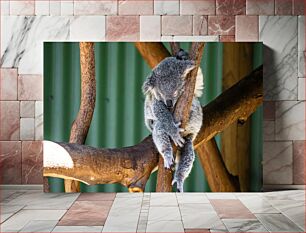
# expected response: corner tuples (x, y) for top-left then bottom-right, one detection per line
(194, 65), (263, 147)
(196, 139), (239, 192)
(221, 43), (253, 191)
(64, 42), (96, 192)
(134, 42), (171, 68)
(44, 65), (263, 191)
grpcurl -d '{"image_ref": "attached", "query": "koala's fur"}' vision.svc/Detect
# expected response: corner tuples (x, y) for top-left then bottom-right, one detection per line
(142, 50), (203, 192)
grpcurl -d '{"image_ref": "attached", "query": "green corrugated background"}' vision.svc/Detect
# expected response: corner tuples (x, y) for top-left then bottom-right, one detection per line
(44, 42), (263, 192)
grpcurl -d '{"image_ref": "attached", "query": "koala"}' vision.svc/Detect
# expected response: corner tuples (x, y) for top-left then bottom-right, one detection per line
(142, 49), (203, 192)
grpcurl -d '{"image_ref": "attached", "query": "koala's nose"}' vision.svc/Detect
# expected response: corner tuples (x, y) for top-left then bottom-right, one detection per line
(166, 100), (173, 108)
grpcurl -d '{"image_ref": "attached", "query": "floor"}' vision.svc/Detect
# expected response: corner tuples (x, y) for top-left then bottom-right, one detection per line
(0, 188), (304, 232)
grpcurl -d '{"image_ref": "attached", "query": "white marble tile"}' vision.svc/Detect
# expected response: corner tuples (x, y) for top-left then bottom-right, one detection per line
(150, 193), (178, 206)
(263, 141), (293, 184)
(154, 0), (179, 15)
(176, 193), (210, 204)
(298, 78), (305, 100)
(267, 199), (305, 230)
(35, 101), (43, 140)
(206, 192), (237, 199)
(256, 213), (303, 232)
(20, 101), (35, 118)
(35, 1), (50, 15)
(182, 211), (224, 229)
(262, 190), (305, 201)
(148, 206), (181, 221)
(140, 16), (161, 41)
(0, 190), (17, 201)
(0, 204), (25, 223)
(146, 221), (184, 233)
(70, 16), (106, 41)
(112, 196), (142, 207)
(61, 1), (74, 16)
(179, 203), (215, 214)
(52, 226), (104, 232)
(1, 0), (10, 15)
(259, 16), (298, 100)
(10, 1), (35, 15)
(50, 1), (61, 15)
(116, 192), (143, 198)
(1, 16), (70, 74)
(238, 196), (279, 213)
(0, 209), (66, 232)
(263, 120), (275, 141)
(20, 220), (58, 232)
(103, 207), (140, 232)
(223, 219), (268, 232)
(74, 1), (117, 15)
(275, 101), (305, 140)
(20, 118), (35, 140)
(298, 16), (305, 78)
(6, 191), (79, 209)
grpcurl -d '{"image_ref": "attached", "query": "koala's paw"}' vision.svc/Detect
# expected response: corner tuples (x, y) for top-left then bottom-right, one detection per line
(172, 178), (184, 193)
(170, 122), (185, 147)
(163, 152), (174, 169)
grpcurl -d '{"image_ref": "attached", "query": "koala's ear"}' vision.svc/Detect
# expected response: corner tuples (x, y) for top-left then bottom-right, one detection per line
(182, 60), (196, 78)
(142, 73), (156, 94)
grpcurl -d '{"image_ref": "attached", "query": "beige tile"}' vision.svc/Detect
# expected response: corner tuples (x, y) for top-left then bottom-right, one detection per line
(275, 101), (305, 140)
(18, 75), (43, 100)
(0, 101), (20, 140)
(119, 0), (153, 15)
(0, 69), (18, 100)
(263, 141), (293, 184)
(106, 16), (139, 41)
(148, 206), (181, 221)
(70, 16), (106, 41)
(146, 220), (184, 232)
(180, 0), (215, 15)
(154, 0), (179, 15)
(74, 1), (117, 15)
(61, 1), (73, 15)
(162, 16), (192, 36)
(10, 0), (34, 15)
(35, 101), (43, 140)
(297, 78), (305, 100)
(263, 120), (275, 141)
(20, 220), (58, 232)
(150, 193), (177, 206)
(140, 16), (161, 41)
(0, 141), (22, 184)
(20, 101), (35, 117)
(20, 118), (35, 140)
(35, 1), (50, 15)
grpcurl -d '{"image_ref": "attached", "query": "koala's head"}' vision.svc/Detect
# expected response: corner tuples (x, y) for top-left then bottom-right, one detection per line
(142, 57), (195, 109)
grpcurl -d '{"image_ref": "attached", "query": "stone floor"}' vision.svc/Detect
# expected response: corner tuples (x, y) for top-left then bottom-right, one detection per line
(0, 188), (304, 232)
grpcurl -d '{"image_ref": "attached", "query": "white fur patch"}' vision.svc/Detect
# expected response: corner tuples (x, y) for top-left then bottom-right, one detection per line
(43, 141), (74, 169)
(194, 68), (204, 97)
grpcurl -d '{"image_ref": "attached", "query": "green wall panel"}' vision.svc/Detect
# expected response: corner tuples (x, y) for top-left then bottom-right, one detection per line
(44, 42), (262, 192)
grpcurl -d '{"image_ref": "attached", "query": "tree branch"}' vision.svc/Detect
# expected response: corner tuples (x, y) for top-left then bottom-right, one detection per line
(44, 64), (263, 191)
(64, 42), (96, 192)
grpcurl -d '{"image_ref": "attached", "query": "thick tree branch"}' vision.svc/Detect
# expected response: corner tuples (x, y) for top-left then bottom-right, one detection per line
(194, 65), (263, 146)
(64, 42), (96, 192)
(44, 64), (263, 191)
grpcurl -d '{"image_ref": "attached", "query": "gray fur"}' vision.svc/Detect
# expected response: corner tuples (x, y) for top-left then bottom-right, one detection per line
(142, 53), (203, 192)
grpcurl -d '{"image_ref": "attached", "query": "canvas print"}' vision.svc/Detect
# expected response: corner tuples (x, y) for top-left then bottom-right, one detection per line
(43, 42), (263, 192)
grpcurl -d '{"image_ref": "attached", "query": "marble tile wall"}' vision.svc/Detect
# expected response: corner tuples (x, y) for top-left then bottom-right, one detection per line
(0, 0), (305, 188)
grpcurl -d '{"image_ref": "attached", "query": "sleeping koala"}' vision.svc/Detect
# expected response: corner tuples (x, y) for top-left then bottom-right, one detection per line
(142, 50), (203, 192)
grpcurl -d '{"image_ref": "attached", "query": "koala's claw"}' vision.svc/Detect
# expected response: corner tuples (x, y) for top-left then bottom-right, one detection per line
(164, 156), (174, 169)
(172, 178), (184, 193)
(171, 133), (185, 148)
